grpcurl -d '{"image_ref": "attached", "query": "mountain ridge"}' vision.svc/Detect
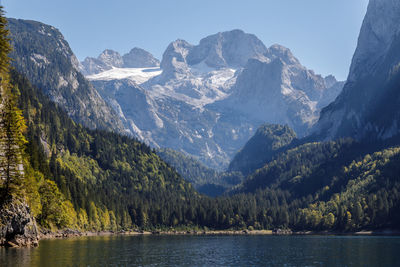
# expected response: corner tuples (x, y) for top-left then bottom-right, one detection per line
(86, 29), (343, 169)
(8, 18), (127, 134)
(314, 0), (400, 141)
(81, 47), (160, 75)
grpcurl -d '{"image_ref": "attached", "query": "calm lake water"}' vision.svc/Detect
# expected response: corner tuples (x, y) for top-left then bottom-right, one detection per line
(1, 235), (400, 266)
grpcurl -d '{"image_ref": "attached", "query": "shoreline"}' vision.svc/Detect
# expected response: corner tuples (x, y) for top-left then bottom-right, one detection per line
(4, 228), (399, 247)
(38, 228), (400, 241)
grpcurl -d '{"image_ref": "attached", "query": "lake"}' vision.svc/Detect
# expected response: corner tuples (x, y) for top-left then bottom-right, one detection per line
(1, 235), (400, 266)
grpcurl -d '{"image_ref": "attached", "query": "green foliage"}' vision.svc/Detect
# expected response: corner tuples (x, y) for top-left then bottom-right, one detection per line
(14, 67), (400, 231)
(0, 84), (27, 199)
(236, 139), (365, 195)
(0, 8), (27, 201)
(0, 7), (10, 77)
(38, 179), (75, 229)
(4, 10), (400, 231)
(157, 148), (243, 196)
(8, 67), (400, 232)
(299, 147), (400, 231)
(229, 124), (296, 175)
(12, 70), (198, 230)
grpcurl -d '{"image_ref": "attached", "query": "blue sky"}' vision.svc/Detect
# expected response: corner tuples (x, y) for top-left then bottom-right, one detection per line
(3, 0), (368, 80)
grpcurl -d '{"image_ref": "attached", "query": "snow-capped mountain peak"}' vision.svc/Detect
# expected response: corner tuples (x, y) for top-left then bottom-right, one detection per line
(98, 49), (123, 68)
(266, 44), (300, 65)
(123, 47), (160, 68)
(83, 29), (343, 169)
(81, 47), (160, 75)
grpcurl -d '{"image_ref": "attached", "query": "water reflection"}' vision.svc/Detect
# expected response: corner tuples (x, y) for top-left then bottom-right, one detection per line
(1, 235), (400, 266)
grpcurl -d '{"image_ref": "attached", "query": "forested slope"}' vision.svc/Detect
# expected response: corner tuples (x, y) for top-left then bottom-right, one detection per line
(157, 148), (243, 196)
(13, 70), (198, 230)
(10, 69), (400, 232)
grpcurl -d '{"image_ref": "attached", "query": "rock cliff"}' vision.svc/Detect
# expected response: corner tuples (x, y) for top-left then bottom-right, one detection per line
(0, 200), (39, 247)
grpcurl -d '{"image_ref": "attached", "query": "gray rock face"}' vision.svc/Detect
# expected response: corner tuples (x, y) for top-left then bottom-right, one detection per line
(314, 0), (400, 140)
(158, 39), (193, 81)
(98, 49), (123, 68)
(123, 47), (160, 68)
(348, 0), (400, 83)
(158, 30), (267, 80)
(81, 49), (123, 75)
(91, 79), (163, 144)
(0, 200), (39, 247)
(186, 29), (268, 68)
(8, 18), (127, 134)
(81, 57), (109, 76)
(214, 45), (341, 137)
(319, 76), (344, 109)
(88, 30), (343, 169)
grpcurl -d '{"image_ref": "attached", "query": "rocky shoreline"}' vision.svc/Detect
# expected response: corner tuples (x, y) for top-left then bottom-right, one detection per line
(35, 229), (281, 241)
(0, 200), (40, 248)
(3, 222), (400, 248)
(36, 228), (400, 241)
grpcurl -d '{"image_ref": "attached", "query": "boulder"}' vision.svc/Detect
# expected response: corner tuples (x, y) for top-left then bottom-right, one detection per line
(0, 200), (39, 247)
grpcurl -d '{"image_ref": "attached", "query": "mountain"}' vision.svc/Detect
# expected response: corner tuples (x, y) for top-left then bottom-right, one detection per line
(211, 45), (343, 137)
(123, 47), (160, 68)
(5, 5), (400, 243)
(228, 124), (297, 175)
(13, 63), (400, 234)
(186, 29), (268, 68)
(87, 30), (343, 169)
(18, 61), (400, 232)
(8, 18), (126, 133)
(231, 136), (400, 230)
(81, 47), (160, 75)
(81, 49), (123, 75)
(314, 0), (400, 141)
(11, 69), (197, 231)
(157, 148), (243, 196)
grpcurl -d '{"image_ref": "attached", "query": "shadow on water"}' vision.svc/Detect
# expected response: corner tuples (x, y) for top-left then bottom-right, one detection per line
(1, 235), (400, 266)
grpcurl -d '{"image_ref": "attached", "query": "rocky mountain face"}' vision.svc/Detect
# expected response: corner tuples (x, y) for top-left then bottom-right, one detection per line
(228, 124), (297, 175)
(186, 29), (268, 68)
(0, 200), (39, 247)
(87, 29), (343, 169)
(314, 0), (400, 141)
(81, 47), (160, 75)
(123, 47), (161, 68)
(8, 18), (126, 133)
(212, 44), (343, 137)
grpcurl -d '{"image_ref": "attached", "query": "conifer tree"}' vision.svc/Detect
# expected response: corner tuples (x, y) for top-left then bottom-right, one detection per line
(0, 7), (10, 79)
(0, 6), (27, 200)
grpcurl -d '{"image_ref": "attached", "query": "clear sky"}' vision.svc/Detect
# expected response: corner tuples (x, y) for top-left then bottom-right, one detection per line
(3, 0), (369, 80)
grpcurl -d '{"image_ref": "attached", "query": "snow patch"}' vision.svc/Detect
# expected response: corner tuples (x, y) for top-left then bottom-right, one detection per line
(87, 67), (162, 84)
(190, 61), (216, 74)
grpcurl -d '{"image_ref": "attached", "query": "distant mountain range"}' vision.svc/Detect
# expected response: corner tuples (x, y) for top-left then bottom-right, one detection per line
(81, 47), (160, 75)
(7, 18), (344, 169)
(229, 0), (400, 191)
(82, 30), (343, 169)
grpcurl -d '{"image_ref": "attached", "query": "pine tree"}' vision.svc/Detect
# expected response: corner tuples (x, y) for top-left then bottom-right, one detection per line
(0, 7), (11, 80)
(0, 6), (27, 200)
